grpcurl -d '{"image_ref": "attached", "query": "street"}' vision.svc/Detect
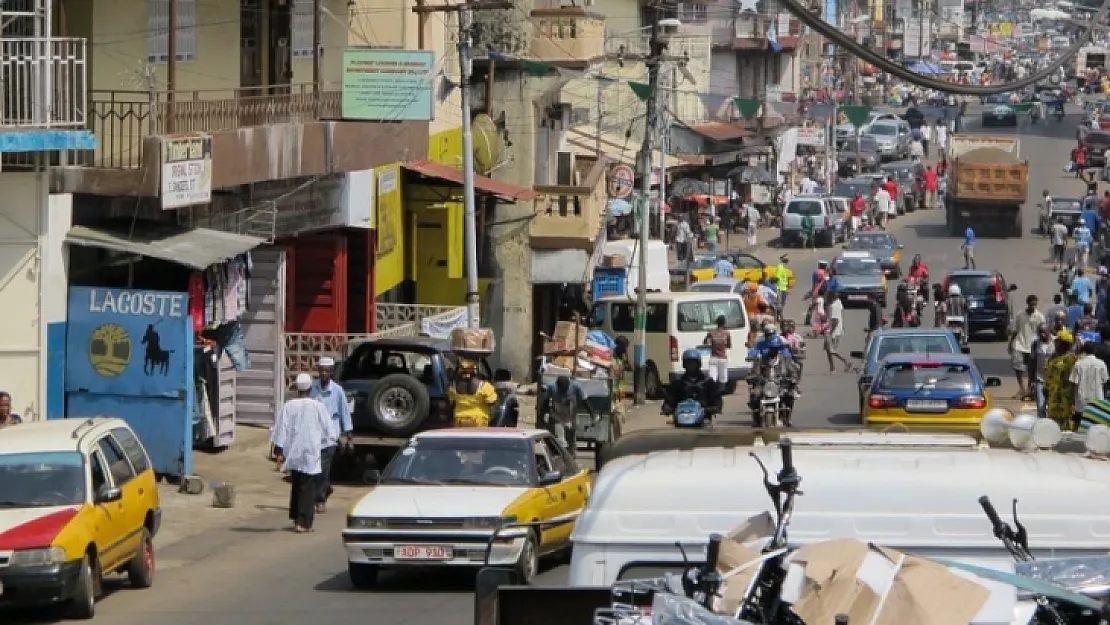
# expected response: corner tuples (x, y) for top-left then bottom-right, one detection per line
(7, 108), (1080, 625)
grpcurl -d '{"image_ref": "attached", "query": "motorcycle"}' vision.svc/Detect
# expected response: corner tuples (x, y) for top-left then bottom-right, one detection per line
(748, 355), (798, 428)
(946, 314), (968, 348)
(906, 277), (928, 318)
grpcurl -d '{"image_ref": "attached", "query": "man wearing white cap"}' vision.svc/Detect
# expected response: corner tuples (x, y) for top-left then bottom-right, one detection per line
(271, 373), (332, 532)
(311, 356), (352, 513)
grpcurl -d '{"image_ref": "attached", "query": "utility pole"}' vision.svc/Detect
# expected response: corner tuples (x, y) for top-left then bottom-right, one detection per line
(595, 75), (603, 156)
(633, 10), (664, 405)
(412, 1), (513, 328)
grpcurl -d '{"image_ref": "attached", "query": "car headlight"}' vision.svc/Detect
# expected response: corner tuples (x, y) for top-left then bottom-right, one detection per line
(347, 517), (388, 529)
(9, 546), (67, 566)
(463, 515), (518, 529)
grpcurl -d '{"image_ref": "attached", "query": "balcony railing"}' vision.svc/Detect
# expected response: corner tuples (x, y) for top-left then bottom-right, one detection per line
(531, 7), (606, 62)
(734, 14), (802, 47)
(80, 84), (341, 169)
(0, 37), (86, 128)
(530, 155), (608, 251)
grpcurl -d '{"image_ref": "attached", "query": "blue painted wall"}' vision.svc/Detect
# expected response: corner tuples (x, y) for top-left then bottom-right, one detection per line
(46, 322), (66, 419)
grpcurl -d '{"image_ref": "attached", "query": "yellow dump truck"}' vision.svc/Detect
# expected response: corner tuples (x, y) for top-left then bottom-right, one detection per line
(945, 134), (1028, 238)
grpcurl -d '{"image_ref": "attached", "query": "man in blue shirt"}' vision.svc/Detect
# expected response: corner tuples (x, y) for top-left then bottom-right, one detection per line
(1071, 268), (1095, 307)
(1081, 202), (1100, 238)
(713, 256), (736, 278)
(1067, 295), (1085, 332)
(961, 227), (976, 270)
(310, 356), (352, 513)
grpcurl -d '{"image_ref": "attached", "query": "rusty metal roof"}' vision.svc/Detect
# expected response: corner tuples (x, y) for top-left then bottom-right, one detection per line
(66, 223), (265, 270)
(689, 122), (749, 142)
(402, 160), (536, 202)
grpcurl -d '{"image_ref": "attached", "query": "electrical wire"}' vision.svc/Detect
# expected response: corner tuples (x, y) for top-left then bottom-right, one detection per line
(774, 0), (1110, 95)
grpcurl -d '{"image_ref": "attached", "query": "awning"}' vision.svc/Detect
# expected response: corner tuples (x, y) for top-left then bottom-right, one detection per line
(66, 223), (266, 270)
(402, 160), (537, 202)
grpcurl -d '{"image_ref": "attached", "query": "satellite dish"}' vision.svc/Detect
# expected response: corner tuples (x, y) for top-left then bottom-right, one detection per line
(472, 114), (503, 175)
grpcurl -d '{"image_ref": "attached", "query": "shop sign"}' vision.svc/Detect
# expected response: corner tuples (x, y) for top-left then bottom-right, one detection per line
(796, 127), (826, 147)
(161, 134), (212, 210)
(250, 171), (375, 238)
(609, 165), (635, 198)
(341, 48), (435, 122)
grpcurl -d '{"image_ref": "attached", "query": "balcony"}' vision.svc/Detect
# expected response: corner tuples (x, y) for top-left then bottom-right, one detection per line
(733, 14), (803, 50)
(0, 37), (87, 129)
(531, 6), (606, 65)
(51, 83), (428, 197)
(530, 155), (608, 252)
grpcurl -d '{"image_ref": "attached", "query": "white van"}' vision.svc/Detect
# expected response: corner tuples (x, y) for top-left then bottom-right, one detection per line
(568, 430), (1110, 587)
(601, 240), (670, 294)
(595, 291), (751, 395)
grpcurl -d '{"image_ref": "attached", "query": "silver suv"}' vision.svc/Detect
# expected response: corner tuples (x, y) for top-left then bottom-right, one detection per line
(863, 121), (911, 161)
(780, 196), (846, 248)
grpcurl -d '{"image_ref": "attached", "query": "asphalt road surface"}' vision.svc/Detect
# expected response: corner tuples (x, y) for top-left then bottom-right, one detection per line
(7, 107), (1086, 625)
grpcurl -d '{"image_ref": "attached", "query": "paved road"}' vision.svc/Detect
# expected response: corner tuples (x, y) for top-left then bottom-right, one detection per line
(8, 109), (1086, 625)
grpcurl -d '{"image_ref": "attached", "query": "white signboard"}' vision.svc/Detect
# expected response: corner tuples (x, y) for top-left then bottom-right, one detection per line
(796, 127), (827, 146)
(161, 134), (212, 210)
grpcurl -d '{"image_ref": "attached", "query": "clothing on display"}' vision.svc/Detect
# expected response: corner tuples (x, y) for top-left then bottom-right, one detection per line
(189, 253), (254, 371)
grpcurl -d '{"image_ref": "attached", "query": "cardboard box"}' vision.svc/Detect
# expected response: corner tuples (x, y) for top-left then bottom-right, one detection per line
(551, 321), (589, 350)
(450, 327), (496, 353)
(602, 254), (627, 268)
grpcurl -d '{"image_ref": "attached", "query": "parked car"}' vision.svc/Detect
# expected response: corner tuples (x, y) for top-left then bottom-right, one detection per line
(879, 161), (926, 212)
(849, 328), (967, 416)
(863, 121), (911, 161)
(0, 418), (161, 618)
(982, 104), (1018, 127)
(343, 428), (589, 587)
(687, 252), (796, 288)
(1082, 130), (1110, 168)
(837, 136), (881, 176)
(780, 196), (846, 247)
(942, 271), (1018, 340)
(863, 353), (1003, 431)
(336, 337), (520, 439)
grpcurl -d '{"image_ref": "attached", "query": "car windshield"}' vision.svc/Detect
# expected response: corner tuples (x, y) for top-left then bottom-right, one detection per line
(848, 234), (895, 251)
(381, 437), (534, 487)
(841, 137), (879, 151)
(873, 336), (957, 362)
(1050, 198), (1083, 212)
(787, 200), (823, 216)
(1085, 133), (1110, 145)
(834, 258), (881, 276)
(0, 452), (86, 507)
(689, 283), (736, 293)
(868, 124), (897, 136)
(949, 275), (996, 297)
(876, 363), (976, 391)
(689, 255), (717, 269)
(834, 182), (871, 198)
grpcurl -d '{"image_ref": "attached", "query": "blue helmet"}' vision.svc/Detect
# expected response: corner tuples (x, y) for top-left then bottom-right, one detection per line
(681, 348), (701, 361)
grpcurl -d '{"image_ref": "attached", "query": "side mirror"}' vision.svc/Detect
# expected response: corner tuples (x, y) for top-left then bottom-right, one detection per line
(493, 368), (512, 383)
(94, 486), (122, 504)
(850, 350), (865, 359)
(984, 376), (1003, 388)
(1008, 284), (1019, 291)
(961, 346), (971, 354)
(539, 471), (562, 486)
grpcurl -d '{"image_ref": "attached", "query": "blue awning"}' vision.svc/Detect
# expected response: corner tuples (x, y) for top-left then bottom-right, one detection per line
(0, 130), (96, 152)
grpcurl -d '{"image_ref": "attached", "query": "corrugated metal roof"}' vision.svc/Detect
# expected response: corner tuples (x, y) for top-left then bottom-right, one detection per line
(66, 224), (265, 270)
(402, 160), (537, 201)
(689, 122), (749, 142)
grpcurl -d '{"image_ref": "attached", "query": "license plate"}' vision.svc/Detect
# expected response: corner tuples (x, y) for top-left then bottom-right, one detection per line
(848, 294), (868, 301)
(906, 399), (948, 411)
(395, 545), (452, 560)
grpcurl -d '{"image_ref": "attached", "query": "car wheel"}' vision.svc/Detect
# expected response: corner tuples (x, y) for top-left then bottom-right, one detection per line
(349, 562), (380, 589)
(367, 374), (432, 437)
(68, 554), (98, 619)
(514, 532), (540, 584)
(126, 528), (155, 589)
(644, 364), (663, 399)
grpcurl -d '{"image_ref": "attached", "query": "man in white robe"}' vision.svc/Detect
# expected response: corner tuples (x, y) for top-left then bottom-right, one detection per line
(271, 373), (332, 532)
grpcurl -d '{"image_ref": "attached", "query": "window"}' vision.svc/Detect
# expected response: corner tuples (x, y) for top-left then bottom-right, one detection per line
(291, 0), (324, 58)
(678, 3), (708, 23)
(877, 363), (975, 391)
(786, 200), (823, 216)
(541, 436), (572, 476)
(112, 428), (151, 474)
(98, 437), (136, 486)
(90, 451), (109, 494)
(676, 299), (745, 332)
(875, 336), (956, 361)
(533, 440), (554, 478)
(147, 0), (197, 63)
(611, 303), (668, 333)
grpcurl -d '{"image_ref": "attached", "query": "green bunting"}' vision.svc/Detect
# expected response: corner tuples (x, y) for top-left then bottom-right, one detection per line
(733, 98), (761, 120)
(629, 81), (654, 101)
(842, 105), (872, 128)
(523, 60), (553, 77)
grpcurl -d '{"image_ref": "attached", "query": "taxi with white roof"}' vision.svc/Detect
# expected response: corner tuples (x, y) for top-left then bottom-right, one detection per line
(0, 418), (161, 619)
(343, 428), (589, 587)
(832, 250), (888, 307)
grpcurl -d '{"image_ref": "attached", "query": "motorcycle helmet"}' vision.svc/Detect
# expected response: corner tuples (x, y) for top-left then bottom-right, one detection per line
(763, 323), (778, 337)
(948, 284), (961, 297)
(681, 348), (702, 375)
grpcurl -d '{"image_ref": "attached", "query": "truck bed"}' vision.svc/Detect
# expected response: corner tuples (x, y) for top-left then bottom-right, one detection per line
(947, 134), (1021, 159)
(949, 160), (1028, 203)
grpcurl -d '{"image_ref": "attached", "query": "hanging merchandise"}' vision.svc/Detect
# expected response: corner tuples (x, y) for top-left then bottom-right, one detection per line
(187, 252), (254, 371)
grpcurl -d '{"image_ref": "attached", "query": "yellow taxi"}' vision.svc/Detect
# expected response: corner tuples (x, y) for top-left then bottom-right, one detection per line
(688, 252), (796, 288)
(863, 354), (1002, 430)
(0, 418), (161, 619)
(343, 428), (590, 587)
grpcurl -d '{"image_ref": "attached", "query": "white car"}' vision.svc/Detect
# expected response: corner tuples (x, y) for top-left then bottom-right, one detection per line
(342, 428), (590, 587)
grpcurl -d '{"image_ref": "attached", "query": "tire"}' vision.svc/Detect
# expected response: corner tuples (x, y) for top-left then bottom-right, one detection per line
(349, 562), (380, 589)
(367, 374), (431, 437)
(514, 532), (540, 584)
(126, 528), (155, 589)
(68, 554), (98, 619)
(644, 364), (663, 399)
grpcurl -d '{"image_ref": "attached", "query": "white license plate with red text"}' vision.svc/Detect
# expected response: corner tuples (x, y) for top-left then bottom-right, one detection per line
(906, 399), (948, 411)
(395, 545), (453, 560)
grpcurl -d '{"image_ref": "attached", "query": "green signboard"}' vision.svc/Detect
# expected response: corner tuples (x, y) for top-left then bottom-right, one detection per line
(341, 48), (436, 121)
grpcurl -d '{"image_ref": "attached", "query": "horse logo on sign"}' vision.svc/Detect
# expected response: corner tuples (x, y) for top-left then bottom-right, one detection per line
(608, 164), (635, 199)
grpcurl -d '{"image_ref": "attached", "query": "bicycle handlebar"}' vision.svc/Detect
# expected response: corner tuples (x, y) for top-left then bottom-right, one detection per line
(978, 495), (1004, 536)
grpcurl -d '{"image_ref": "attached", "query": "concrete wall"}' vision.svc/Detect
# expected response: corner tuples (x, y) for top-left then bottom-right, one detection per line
(45, 194), (72, 420)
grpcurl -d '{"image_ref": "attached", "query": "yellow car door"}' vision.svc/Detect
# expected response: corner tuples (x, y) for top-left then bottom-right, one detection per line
(86, 447), (129, 571)
(533, 438), (578, 548)
(95, 436), (145, 567)
(542, 436), (588, 527)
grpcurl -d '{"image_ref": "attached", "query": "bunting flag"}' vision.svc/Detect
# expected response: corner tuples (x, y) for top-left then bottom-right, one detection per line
(697, 92), (732, 120)
(629, 81), (654, 102)
(733, 98), (762, 120)
(522, 60), (554, 77)
(438, 74), (457, 102)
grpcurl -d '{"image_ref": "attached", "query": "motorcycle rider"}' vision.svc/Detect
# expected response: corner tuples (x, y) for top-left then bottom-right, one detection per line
(892, 283), (919, 328)
(907, 254), (930, 301)
(661, 348), (723, 423)
(747, 324), (800, 427)
(945, 284), (970, 343)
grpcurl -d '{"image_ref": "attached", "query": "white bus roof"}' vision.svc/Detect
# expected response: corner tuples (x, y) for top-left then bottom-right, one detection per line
(575, 431), (1110, 553)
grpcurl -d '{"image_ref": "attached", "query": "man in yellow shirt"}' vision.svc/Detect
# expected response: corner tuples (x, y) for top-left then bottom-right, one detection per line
(776, 255), (792, 311)
(448, 359), (498, 427)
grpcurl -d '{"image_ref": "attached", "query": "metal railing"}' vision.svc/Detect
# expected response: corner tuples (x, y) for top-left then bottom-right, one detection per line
(530, 156), (608, 250)
(735, 14), (802, 41)
(531, 7), (606, 62)
(0, 37), (86, 128)
(82, 83), (341, 168)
